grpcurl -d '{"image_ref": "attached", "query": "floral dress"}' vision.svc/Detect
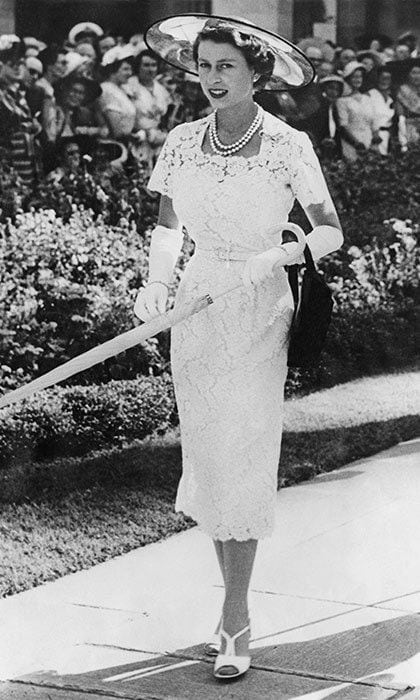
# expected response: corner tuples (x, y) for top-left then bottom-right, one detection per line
(148, 110), (329, 541)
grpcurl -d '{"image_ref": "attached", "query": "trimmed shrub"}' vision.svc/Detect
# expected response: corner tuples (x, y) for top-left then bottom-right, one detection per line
(0, 374), (175, 473)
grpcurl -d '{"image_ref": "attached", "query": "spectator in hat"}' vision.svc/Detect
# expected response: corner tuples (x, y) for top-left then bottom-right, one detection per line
(336, 61), (378, 160)
(91, 138), (127, 187)
(304, 75), (344, 158)
(357, 50), (381, 91)
(23, 56), (45, 117)
(37, 44), (69, 145)
(74, 41), (98, 78)
(97, 44), (137, 140)
(368, 66), (397, 155)
(126, 49), (171, 170)
(68, 22), (103, 47)
(395, 59), (420, 148)
(0, 34), (42, 186)
(335, 47), (357, 74)
(23, 37), (47, 58)
(46, 134), (89, 183)
(54, 73), (107, 140)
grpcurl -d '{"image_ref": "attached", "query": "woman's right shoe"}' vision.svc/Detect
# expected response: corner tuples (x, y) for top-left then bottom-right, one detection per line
(213, 624), (251, 680)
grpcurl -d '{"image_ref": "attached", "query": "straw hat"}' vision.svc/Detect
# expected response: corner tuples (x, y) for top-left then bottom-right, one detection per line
(145, 14), (315, 90)
(68, 22), (103, 46)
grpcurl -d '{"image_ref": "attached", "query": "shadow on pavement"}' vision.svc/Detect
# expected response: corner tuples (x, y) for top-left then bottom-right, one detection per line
(14, 612), (419, 699)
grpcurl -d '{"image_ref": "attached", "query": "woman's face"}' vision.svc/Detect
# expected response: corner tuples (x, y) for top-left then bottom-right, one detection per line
(137, 55), (159, 85)
(0, 57), (25, 85)
(348, 68), (364, 91)
(339, 48), (356, 68)
(65, 81), (86, 108)
(113, 60), (132, 85)
(377, 71), (392, 91)
(197, 40), (256, 110)
(361, 56), (374, 72)
(408, 66), (420, 87)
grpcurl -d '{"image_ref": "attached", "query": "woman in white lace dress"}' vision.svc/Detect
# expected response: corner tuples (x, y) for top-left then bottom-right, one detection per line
(135, 17), (343, 681)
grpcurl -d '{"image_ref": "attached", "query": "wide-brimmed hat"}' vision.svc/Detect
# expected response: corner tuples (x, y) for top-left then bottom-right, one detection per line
(25, 56), (43, 75)
(68, 22), (103, 45)
(386, 57), (420, 84)
(56, 134), (95, 158)
(356, 50), (382, 66)
(94, 139), (127, 164)
(101, 43), (137, 68)
(23, 36), (47, 54)
(341, 60), (366, 79)
(0, 34), (24, 62)
(145, 14), (315, 90)
(55, 73), (102, 104)
(319, 74), (345, 95)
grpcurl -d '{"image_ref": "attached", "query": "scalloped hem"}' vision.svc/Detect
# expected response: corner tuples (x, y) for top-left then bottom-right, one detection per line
(175, 505), (275, 541)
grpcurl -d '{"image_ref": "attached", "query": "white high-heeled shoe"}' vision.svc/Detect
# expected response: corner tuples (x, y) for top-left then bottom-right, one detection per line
(213, 624), (251, 680)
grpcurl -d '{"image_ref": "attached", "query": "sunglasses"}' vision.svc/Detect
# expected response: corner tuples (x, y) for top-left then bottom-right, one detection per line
(28, 68), (41, 77)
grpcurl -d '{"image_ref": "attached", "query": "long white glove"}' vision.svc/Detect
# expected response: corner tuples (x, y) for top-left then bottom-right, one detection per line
(134, 224), (183, 322)
(305, 224), (343, 261)
(242, 223), (307, 287)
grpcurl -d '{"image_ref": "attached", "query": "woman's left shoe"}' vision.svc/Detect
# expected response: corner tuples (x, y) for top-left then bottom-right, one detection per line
(213, 624), (251, 680)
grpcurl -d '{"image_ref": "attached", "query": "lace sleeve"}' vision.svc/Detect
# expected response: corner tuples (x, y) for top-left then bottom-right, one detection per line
(288, 131), (331, 208)
(148, 125), (182, 197)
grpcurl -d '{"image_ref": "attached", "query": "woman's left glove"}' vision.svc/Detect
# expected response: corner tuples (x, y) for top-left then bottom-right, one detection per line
(242, 223), (306, 287)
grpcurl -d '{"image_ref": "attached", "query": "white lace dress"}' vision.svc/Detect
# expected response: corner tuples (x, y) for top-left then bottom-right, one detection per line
(148, 110), (328, 541)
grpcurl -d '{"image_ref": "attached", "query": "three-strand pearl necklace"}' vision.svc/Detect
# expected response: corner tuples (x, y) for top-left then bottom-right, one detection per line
(209, 106), (263, 157)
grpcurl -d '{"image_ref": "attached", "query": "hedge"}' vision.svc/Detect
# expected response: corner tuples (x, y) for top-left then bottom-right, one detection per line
(0, 375), (175, 479)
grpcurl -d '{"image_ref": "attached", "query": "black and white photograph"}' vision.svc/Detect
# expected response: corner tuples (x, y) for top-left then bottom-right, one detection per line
(0, 0), (419, 698)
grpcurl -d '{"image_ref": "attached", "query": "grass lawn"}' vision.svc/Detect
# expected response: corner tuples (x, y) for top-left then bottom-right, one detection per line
(1, 371), (419, 599)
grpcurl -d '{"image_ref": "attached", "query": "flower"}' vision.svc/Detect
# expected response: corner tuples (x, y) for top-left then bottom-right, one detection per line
(347, 245), (362, 259)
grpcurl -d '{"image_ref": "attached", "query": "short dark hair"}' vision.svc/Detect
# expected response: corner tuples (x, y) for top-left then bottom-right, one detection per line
(133, 49), (159, 73)
(192, 26), (275, 90)
(101, 58), (132, 80)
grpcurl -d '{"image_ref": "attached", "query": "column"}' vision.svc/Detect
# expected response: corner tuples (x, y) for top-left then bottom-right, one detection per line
(0, 0), (16, 33)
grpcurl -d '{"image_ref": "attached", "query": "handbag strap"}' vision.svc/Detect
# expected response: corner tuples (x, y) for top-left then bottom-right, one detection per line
(287, 245), (316, 312)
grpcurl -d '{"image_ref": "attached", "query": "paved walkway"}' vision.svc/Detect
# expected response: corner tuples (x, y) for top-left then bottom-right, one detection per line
(1, 438), (419, 699)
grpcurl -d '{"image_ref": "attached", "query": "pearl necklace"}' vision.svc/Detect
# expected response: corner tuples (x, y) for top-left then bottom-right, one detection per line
(209, 106), (263, 156)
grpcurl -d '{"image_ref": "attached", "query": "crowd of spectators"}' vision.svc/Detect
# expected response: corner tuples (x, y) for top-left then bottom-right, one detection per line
(0, 21), (419, 194)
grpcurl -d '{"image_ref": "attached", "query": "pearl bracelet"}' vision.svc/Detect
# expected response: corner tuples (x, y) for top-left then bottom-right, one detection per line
(145, 281), (170, 291)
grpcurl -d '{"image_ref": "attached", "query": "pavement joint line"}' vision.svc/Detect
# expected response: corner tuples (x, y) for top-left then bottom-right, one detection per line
(69, 602), (150, 616)
(83, 643), (414, 694)
(2, 678), (155, 700)
(234, 585), (420, 615)
(247, 664), (415, 694)
(251, 606), (367, 642)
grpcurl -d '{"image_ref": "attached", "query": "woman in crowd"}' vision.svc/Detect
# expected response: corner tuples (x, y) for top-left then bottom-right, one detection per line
(134, 15), (343, 681)
(0, 34), (41, 186)
(126, 49), (171, 170)
(336, 60), (378, 160)
(368, 66), (397, 154)
(395, 58), (420, 147)
(54, 73), (107, 139)
(96, 44), (137, 141)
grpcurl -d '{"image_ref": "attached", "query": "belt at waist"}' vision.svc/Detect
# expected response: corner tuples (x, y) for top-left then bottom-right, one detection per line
(195, 245), (263, 264)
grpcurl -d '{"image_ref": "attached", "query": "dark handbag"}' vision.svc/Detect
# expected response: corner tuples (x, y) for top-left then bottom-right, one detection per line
(287, 246), (333, 368)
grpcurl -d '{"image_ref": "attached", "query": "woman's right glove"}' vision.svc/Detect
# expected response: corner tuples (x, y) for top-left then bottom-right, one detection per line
(134, 281), (169, 322)
(134, 224), (183, 322)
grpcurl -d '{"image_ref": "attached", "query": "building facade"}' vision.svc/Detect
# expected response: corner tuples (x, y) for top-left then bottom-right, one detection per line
(0, 0), (418, 48)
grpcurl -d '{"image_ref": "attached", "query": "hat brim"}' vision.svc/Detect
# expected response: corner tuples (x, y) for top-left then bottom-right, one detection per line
(145, 13), (315, 90)
(55, 76), (102, 104)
